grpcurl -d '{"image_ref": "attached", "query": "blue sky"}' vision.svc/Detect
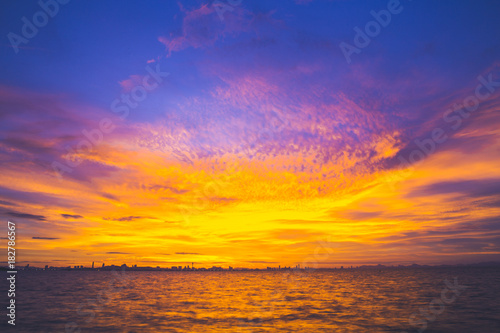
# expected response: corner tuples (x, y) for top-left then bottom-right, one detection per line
(2, 0), (499, 114)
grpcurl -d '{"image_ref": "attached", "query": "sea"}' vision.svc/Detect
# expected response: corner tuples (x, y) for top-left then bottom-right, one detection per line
(1, 266), (499, 332)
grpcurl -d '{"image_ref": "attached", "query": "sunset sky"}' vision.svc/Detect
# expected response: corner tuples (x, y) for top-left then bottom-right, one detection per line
(1, 0), (500, 268)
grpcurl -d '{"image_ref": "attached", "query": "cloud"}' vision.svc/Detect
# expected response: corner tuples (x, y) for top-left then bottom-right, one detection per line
(0, 200), (17, 206)
(61, 214), (83, 219)
(118, 75), (144, 92)
(158, 3), (251, 56)
(101, 193), (120, 201)
(0, 185), (77, 208)
(208, 196), (238, 204)
(271, 229), (326, 240)
(103, 216), (148, 222)
(339, 210), (382, 221)
(0, 85), (124, 184)
(141, 184), (188, 194)
(408, 179), (500, 199)
(7, 212), (46, 221)
(135, 70), (400, 191)
(32, 237), (59, 240)
(1, 2), (500, 268)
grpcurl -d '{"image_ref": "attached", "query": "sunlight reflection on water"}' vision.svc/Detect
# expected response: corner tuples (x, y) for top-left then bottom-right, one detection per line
(2, 267), (499, 332)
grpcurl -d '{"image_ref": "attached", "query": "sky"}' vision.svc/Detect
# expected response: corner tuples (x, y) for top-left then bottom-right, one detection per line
(0, 0), (499, 268)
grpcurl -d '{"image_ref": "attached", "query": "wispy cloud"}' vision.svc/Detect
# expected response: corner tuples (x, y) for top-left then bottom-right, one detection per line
(61, 214), (83, 219)
(8, 212), (46, 221)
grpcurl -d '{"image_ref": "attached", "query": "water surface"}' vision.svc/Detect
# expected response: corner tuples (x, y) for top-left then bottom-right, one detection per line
(1, 266), (499, 332)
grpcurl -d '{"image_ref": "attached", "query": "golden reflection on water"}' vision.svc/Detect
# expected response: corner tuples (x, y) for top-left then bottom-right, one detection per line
(12, 268), (500, 332)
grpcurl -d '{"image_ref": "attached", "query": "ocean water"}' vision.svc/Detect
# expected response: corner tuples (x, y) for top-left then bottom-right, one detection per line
(1, 266), (499, 332)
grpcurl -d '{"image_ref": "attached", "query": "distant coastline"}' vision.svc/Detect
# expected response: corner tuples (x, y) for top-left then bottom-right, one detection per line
(2, 261), (499, 272)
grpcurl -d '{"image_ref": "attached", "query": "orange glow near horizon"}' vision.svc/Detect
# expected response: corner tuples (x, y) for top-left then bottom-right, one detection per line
(2, 92), (500, 268)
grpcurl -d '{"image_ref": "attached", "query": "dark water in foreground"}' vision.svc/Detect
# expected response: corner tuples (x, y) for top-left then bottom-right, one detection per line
(1, 267), (499, 332)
